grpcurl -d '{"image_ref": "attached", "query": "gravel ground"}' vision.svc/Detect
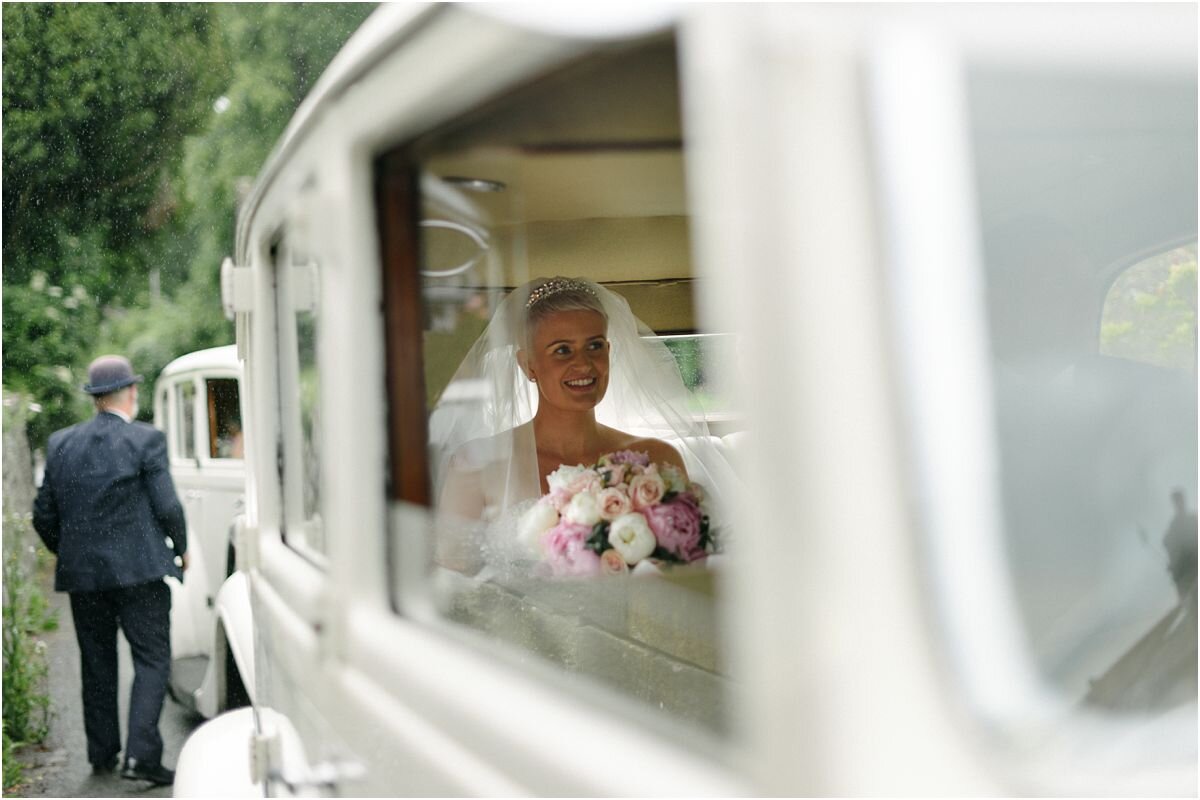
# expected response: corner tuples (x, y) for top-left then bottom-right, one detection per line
(10, 575), (203, 798)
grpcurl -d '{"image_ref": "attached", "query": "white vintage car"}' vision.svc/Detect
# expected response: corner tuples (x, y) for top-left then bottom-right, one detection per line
(175, 3), (1196, 797)
(153, 345), (254, 719)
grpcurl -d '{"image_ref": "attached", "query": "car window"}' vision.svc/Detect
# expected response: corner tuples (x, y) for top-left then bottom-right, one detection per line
(174, 380), (196, 460)
(1100, 243), (1197, 372)
(157, 386), (169, 446)
(275, 240), (325, 559)
(205, 378), (243, 459)
(654, 333), (739, 426)
(382, 37), (737, 739)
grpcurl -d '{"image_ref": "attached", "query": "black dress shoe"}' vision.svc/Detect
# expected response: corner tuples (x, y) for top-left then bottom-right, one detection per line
(120, 757), (175, 786)
(91, 757), (119, 775)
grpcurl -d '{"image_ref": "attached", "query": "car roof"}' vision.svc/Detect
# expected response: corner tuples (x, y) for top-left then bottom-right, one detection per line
(158, 344), (240, 380)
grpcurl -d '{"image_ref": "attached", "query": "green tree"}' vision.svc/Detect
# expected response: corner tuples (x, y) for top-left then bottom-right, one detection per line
(99, 4), (376, 397)
(3, 3), (375, 448)
(2, 3), (231, 444)
(2, 4), (230, 299)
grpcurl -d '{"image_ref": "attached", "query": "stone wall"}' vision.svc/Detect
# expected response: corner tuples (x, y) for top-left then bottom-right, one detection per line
(3, 394), (39, 568)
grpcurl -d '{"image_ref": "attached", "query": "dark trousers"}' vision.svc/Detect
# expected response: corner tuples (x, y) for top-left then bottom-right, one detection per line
(69, 580), (171, 767)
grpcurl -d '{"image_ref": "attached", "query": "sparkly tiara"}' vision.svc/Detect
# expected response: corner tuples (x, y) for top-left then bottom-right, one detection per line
(525, 277), (597, 310)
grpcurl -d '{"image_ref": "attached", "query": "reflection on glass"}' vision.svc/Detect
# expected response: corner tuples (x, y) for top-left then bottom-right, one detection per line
(1100, 244), (1197, 373)
(176, 381), (195, 459)
(970, 67), (1197, 711)
(296, 312), (320, 526)
(277, 252), (324, 558)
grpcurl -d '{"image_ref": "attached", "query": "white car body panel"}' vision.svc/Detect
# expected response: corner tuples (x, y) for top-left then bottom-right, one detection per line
(154, 344), (252, 720)
(175, 3), (1196, 797)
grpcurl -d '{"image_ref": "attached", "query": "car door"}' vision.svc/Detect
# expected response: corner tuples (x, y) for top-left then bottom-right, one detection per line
(161, 374), (211, 670)
(234, 4), (1195, 796)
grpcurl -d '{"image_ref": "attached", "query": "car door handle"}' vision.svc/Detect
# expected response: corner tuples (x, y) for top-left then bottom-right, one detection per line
(270, 759), (367, 794)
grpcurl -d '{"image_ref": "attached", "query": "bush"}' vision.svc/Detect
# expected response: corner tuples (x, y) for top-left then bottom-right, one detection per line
(1, 514), (56, 748)
(3, 719), (23, 794)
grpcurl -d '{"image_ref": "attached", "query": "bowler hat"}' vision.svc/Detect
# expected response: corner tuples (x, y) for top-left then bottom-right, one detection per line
(83, 355), (143, 396)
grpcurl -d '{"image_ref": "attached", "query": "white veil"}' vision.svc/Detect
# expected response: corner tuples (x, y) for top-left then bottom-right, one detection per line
(429, 277), (735, 538)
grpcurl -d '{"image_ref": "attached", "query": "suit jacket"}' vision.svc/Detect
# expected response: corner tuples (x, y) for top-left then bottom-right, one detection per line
(33, 411), (186, 592)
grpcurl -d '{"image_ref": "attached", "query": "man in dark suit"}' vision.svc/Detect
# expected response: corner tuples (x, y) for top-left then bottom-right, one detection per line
(33, 354), (187, 786)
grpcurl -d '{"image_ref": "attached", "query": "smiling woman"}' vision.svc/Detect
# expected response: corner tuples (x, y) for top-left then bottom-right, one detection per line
(432, 275), (719, 574)
(519, 283), (689, 487)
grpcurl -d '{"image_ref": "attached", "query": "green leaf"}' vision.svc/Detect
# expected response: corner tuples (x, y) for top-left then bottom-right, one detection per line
(586, 521), (611, 553)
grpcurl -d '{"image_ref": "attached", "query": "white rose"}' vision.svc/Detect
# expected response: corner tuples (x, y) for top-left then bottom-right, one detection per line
(564, 492), (602, 526)
(607, 512), (656, 565)
(547, 464), (588, 494)
(517, 501), (559, 556)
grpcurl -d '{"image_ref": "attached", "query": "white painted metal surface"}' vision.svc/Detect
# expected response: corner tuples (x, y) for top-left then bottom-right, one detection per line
(174, 3), (1196, 796)
(155, 344), (249, 721)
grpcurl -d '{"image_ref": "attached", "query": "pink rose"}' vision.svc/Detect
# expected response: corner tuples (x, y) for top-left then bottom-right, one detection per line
(642, 493), (705, 562)
(597, 487), (633, 521)
(600, 549), (629, 575)
(629, 471), (666, 510)
(602, 463), (629, 488)
(542, 522), (601, 577)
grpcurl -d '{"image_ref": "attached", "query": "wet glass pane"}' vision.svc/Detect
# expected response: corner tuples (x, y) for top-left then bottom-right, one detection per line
(175, 381), (195, 460)
(397, 38), (735, 737)
(655, 333), (738, 420)
(968, 65), (1197, 709)
(276, 249), (324, 558)
(296, 311), (320, 525)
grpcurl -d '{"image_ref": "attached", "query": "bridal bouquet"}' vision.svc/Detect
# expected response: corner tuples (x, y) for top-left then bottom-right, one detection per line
(517, 450), (715, 577)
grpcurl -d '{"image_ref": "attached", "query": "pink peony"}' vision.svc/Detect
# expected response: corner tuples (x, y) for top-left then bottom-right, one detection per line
(546, 488), (572, 512)
(597, 487), (633, 521)
(642, 493), (706, 562)
(602, 450), (651, 468)
(566, 470), (602, 497)
(547, 464), (602, 497)
(629, 471), (667, 510)
(542, 522), (601, 577)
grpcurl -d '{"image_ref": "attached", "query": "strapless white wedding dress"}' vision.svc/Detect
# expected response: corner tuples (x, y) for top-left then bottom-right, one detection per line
(439, 422), (543, 578)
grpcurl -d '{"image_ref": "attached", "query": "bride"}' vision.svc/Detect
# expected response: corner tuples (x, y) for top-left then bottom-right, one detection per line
(432, 276), (725, 575)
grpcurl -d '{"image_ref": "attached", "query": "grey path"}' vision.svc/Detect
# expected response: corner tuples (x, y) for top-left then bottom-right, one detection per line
(12, 578), (202, 798)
